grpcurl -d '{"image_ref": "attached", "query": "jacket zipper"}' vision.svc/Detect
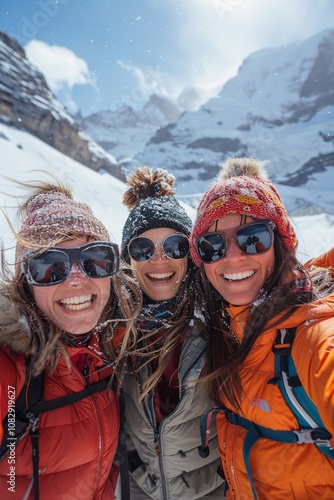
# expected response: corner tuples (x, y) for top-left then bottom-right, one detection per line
(155, 345), (206, 499)
(72, 360), (105, 494)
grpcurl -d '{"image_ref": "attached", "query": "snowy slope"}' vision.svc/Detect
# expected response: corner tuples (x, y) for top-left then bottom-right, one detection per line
(0, 122), (195, 261)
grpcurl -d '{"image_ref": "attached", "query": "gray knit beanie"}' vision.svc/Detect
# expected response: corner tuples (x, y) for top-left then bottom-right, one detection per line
(121, 167), (192, 262)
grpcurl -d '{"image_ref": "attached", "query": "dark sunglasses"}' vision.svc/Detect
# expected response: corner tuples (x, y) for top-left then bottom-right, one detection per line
(21, 241), (120, 286)
(128, 233), (190, 262)
(195, 220), (275, 264)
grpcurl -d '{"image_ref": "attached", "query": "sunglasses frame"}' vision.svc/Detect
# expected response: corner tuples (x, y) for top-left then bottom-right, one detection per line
(195, 220), (276, 264)
(128, 233), (190, 262)
(21, 241), (120, 286)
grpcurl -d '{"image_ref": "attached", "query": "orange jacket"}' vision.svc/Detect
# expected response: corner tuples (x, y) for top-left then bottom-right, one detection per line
(0, 333), (119, 500)
(216, 296), (334, 499)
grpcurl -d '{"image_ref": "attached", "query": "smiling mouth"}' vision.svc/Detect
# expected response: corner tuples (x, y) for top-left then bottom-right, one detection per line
(223, 270), (255, 282)
(147, 272), (174, 282)
(60, 294), (94, 311)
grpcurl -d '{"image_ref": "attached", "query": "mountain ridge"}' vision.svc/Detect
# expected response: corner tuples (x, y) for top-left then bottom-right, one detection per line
(0, 29), (333, 218)
(130, 28), (334, 212)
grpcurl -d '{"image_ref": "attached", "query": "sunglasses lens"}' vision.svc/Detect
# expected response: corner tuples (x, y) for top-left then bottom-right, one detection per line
(24, 243), (119, 286)
(236, 224), (272, 254)
(128, 238), (155, 262)
(26, 250), (70, 285)
(80, 244), (119, 277)
(128, 235), (189, 262)
(163, 235), (189, 259)
(197, 234), (226, 263)
(196, 222), (273, 263)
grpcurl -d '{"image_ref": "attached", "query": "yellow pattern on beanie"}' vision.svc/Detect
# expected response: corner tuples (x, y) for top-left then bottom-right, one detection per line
(190, 157), (297, 266)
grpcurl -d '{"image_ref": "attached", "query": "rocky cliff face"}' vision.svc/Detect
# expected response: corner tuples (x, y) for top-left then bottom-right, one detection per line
(0, 31), (124, 180)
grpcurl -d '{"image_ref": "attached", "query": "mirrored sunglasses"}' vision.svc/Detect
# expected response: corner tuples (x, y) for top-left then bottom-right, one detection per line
(21, 241), (120, 286)
(128, 233), (190, 262)
(195, 220), (275, 264)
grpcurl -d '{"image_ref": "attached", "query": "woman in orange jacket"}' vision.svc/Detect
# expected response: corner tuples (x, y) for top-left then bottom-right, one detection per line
(190, 157), (334, 499)
(0, 177), (140, 499)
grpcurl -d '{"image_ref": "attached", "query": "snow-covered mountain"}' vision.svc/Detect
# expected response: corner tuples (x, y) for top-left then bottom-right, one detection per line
(77, 85), (219, 162)
(1, 28), (334, 226)
(77, 94), (182, 161)
(0, 28), (333, 262)
(132, 29), (334, 213)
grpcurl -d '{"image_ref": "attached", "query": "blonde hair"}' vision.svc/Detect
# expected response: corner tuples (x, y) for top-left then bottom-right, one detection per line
(0, 176), (142, 378)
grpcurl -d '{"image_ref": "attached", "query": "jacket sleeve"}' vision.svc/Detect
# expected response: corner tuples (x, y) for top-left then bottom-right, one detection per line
(304, 247), (334, 273)
(293, 316), (334, 441)
(0, 349), (24, 445)
(0, 385), (3, 443)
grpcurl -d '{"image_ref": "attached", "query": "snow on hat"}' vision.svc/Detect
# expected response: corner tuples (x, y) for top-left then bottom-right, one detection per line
(121, 166), (192, 262)
(16, 186), (110, 262)
(190, 157), (297, 266)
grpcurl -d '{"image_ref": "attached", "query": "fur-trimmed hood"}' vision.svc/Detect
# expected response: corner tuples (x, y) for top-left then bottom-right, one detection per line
(0, 291), (33, 354)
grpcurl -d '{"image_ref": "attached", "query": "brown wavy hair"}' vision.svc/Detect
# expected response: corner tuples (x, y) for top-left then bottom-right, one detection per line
(198, 230), (334, 409)
(126, 259), (199, 400)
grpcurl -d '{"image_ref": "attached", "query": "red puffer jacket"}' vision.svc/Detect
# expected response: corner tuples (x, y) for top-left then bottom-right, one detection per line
(0, 333), (119, 500)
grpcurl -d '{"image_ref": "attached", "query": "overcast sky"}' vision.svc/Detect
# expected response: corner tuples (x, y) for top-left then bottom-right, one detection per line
(1, 0), (333, 116)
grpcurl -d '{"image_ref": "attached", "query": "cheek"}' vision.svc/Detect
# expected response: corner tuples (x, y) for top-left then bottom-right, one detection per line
(264, 249), (275, 277)
(32, 287), (53, 316)
(130, 260), (145, 284)
(203, 263), (219, 286)
(176, 259), (188, 280)
(100, 279), (112, 302)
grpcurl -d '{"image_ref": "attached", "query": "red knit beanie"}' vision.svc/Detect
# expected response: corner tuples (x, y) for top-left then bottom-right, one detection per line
(190, 157), (297, 266)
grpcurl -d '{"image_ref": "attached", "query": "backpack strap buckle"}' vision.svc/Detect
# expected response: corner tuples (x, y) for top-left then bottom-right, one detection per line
(293, 428), (317, 444)
(293, 427), (332, 447)
(27, 412), (40, 433)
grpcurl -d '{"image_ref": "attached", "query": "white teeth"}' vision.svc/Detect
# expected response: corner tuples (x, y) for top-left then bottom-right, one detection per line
(60, 295), (93, 311)
(223, 270), (255, 281)
(148, 272), (173, 279)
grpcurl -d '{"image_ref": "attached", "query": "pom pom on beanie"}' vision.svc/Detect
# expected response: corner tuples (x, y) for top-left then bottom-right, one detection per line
(121, 166), (192, 262)
(190, 157), (297, 266)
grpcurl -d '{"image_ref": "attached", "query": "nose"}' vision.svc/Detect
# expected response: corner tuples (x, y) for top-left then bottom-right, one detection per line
(151, 245), (167, 262)
(66, 262), (87, 286)
(224, 237), (245, 259)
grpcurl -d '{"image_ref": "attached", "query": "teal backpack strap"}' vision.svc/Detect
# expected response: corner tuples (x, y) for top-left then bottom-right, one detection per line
(201, 406), (309, 500)
(199, 328), (333, 500)
(271, 328), (333, 458)
(223, 410), (311, 500)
